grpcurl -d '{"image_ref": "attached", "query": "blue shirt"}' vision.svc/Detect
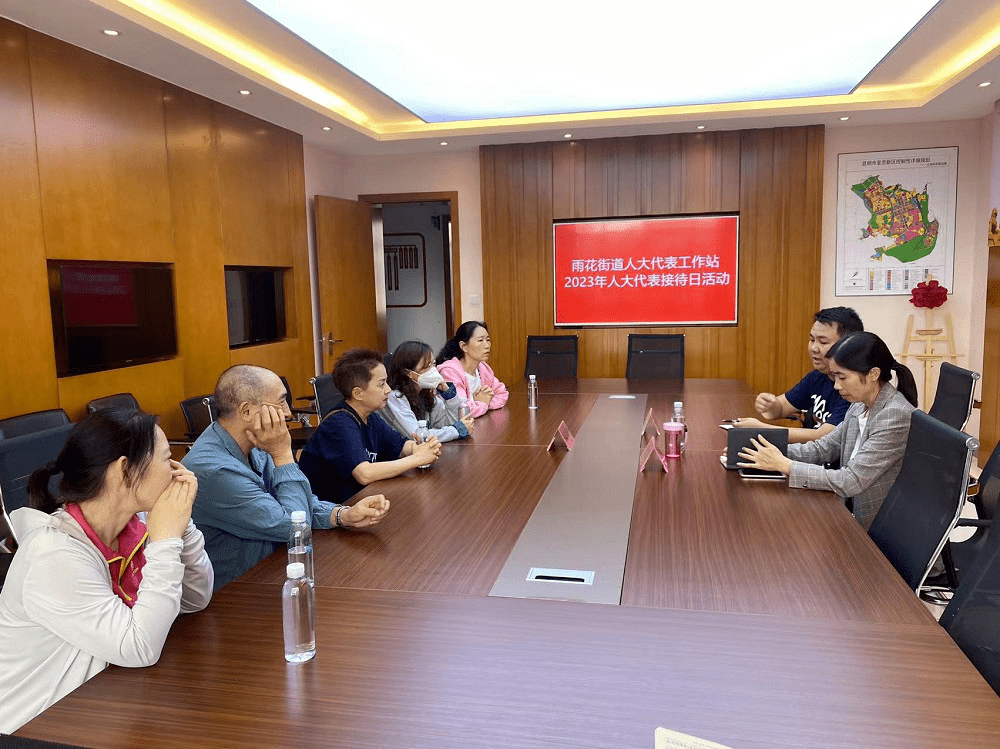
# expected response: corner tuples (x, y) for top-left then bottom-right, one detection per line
(298, 405), (407, 504)
(785, 370), (850, 427)
(183, 422), (336, 590)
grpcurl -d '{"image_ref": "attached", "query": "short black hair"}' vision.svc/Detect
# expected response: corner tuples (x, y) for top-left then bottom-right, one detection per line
(813, 307), (864, 337)
(334, 348), (385, 400)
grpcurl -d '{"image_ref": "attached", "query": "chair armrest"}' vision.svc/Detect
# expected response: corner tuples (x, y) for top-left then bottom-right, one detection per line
(956, 518), (991, 528)
(296, 395), (316, 403)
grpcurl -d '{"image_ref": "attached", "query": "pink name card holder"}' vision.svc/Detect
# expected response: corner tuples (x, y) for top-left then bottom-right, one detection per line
(639, 436), (669, 472)
(547, 421), (576, 451)
(641, 408), (661, 436)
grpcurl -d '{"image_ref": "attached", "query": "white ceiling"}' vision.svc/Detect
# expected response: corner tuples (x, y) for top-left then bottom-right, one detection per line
(2, 0), (1000, 156)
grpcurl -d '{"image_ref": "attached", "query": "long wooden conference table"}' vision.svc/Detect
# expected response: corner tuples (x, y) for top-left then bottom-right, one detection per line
(16, 380), (1000, 748)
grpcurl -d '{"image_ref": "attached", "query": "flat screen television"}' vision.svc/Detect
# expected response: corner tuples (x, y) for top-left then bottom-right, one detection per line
(224, 266), (287, 348)
(47, 260), (178, 377)
(553, 213), (739, 327)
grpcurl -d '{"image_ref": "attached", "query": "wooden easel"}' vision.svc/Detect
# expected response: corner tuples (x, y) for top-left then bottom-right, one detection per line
(898, 307), (960, 410)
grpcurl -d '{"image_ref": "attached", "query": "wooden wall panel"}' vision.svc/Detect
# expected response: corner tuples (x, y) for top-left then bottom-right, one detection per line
(217, 107), (294, 268)
(981, 245), (1000, 458)
(481, 127), (823, 393)
(29, 33), (175, 262)
(0, 20), (314, 435)
(0, 20), (59, 419)
(162, 85), (230, 400)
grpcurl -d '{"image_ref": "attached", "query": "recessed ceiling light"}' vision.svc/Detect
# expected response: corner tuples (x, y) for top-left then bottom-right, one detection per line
(102, 29), (119, 36)
(840, 116), (850, 121)
(439, 141), (448, 146)
(322, 126), (331, 131)
(980, 81), (992, 88)
(563, 133), (572, 138)
(239, 89), (252, 96)
(696, 125), (705, 130)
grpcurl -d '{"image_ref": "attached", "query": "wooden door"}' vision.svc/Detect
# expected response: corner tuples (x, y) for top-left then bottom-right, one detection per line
(315, 196), (383, 371)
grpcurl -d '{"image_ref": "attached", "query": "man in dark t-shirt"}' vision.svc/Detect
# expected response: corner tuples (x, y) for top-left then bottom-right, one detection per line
(734, 307), (863, 444)
(299, 348), (442, 503)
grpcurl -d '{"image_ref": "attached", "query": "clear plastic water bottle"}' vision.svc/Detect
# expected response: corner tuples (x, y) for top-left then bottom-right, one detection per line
(528, 374), (539, 410)
(282, 562), (316, 663)
(672, 401), (687, 452)
(288, 510), (313, 587)
(416, 419), (431, 468)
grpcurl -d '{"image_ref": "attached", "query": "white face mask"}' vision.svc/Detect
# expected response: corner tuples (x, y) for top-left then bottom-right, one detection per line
(415, 366), (444, 390)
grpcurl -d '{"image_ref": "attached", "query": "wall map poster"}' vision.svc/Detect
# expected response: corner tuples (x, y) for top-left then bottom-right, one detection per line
(836, 147), (957, 296)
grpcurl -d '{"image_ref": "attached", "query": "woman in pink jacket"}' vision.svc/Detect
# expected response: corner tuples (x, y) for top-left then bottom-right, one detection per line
(436, 321), (509, 418)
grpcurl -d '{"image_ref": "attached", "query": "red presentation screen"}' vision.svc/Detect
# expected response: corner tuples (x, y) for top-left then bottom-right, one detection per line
(553, 214), (739, 326)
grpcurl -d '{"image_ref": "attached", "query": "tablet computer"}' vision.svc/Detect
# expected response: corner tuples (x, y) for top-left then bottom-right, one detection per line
(725, 427), (788, 474)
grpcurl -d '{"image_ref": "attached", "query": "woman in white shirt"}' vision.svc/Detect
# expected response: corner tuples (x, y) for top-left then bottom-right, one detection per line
(739, 332), (919, 529)
(0, 409), (213, 732)
(382, 340), (475, 443)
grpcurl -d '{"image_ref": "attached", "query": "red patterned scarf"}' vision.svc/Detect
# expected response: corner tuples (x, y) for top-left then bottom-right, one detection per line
(65, 503), (148, 607)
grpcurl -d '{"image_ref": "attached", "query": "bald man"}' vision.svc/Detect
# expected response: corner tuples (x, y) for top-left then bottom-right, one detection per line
(183, 365), (389, 589)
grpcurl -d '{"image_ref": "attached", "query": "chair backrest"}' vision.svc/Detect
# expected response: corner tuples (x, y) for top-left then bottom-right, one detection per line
(973, 438), (1000, 523)
(524, 335), (578, 379)
(0, 423), (75, 515)
(278, 376), (296, 411)
(86, 393), (141, 414)
(927, 362), (980, 431)
(383, 352), (394, 374)
(311, 374), (345, 420)
(180, 396), (216, 439)
(625, 334), (685, 379)
(868, 410), (977, 591)
(940, 505), (1000, 696)
(0, 485), (15, 552)
(0, 409), (70, 441)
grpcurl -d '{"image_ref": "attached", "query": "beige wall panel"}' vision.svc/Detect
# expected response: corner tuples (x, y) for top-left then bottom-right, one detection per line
(162, 85), (231, 399)
(217, 106), (294, 268)
(28, 31), (174, 263)
(57, 359), (186, 438)
(0, 20), (59, 419)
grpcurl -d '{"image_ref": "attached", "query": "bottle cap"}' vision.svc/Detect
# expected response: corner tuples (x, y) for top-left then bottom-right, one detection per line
(286, 562), (306, 579)
(290, 510), (307, 523)
(529, 374), (536, 381)
(674, 401), (683, 408)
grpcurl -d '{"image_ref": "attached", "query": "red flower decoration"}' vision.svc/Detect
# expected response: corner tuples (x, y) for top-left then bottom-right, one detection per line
(909, 279), (949, 309)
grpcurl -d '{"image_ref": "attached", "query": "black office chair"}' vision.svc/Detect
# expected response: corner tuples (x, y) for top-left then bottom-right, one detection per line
(383, 352), (394, 375)
(928, 362), (980, 430)
(278, 376), (317, 426)
(310, 374), (345, 421)
(935, 439), (1000, 593)
(939, 505), (1000, 697)
(180, 395), (217, 441)
(0, 409), (70, 441)
(0, 423), (75, 515)
(524, 335), (578, 379)
(86, 392), (141, 414)
(868, 410), (977, 593)
(0, 486), (15, 590)
(625, 334), (685, 379)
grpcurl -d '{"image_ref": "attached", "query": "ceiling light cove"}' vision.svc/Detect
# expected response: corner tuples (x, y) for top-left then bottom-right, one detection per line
(245, 0), (937, 122)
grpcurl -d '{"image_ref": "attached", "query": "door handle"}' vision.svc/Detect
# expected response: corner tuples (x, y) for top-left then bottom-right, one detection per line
(322, 331), (344, 356)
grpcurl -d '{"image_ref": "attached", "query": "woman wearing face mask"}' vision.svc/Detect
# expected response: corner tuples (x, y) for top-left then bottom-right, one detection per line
(381, 340), (475, 443)
(436, 321), (508, 417)
(738, 331), (919, 530)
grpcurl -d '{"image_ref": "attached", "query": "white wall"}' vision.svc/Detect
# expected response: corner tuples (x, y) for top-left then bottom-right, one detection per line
(382, 201), (450, 353)
(344, 149), (484, 328)
(821, 117), (993, 438)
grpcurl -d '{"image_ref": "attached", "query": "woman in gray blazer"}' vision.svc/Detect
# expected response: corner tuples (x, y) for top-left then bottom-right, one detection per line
(739, 332), (919, 529)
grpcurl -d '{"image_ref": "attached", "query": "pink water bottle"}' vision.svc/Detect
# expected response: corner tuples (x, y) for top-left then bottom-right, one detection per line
(663, 422), (684, 458)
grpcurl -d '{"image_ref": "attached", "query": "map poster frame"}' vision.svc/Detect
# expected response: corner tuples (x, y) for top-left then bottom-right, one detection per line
(836, 146), (957, 297)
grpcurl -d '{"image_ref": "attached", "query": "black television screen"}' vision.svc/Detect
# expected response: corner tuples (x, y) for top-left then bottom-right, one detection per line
(47, 261), (178, 377)
(225, 266), (287, 348)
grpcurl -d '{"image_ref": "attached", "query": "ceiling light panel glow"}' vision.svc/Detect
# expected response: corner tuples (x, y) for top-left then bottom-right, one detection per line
(246, 0), (938, 123)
